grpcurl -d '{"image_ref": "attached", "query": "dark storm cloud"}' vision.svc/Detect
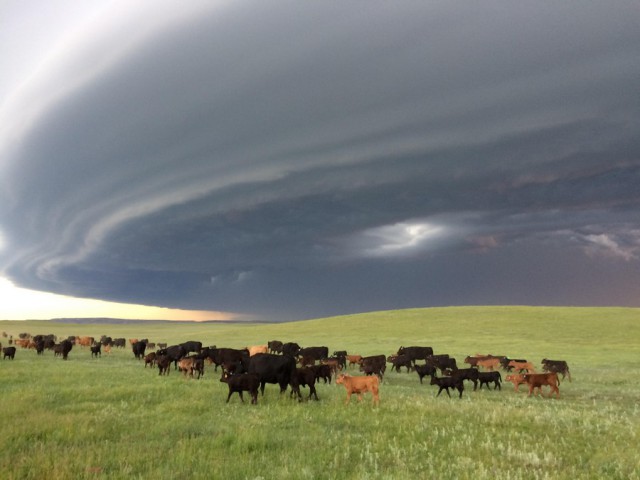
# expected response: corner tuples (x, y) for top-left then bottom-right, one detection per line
(1, 1), (640, 319)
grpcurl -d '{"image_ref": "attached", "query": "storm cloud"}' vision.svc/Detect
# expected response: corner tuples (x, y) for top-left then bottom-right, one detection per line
(1, 1), (640, 320)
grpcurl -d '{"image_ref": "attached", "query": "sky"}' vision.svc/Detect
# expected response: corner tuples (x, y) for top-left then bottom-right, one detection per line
(1, 1), (640, 322)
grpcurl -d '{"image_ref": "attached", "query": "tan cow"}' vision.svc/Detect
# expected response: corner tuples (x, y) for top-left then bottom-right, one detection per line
(508, 360), (536, 373)
(346, 355), (363, 368)
(336, 374), (380, 406)
(476, 357), (501, 371)
(505, 373), (528, 392)
(178, 357), (196, 378)
(523, 373), (560, 398)
(247, 345), (268, 357)
(75, 336), (94, 348)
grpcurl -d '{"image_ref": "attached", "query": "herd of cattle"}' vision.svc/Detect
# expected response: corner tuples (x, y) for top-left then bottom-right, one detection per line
(2, 332), (571, 405)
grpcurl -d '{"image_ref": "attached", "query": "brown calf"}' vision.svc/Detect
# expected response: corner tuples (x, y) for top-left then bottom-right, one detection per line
(346, 355), (363, 368)
(523, 373), (560, 398)
(336, 374), (379, 406)
(508, 360), (536, 373)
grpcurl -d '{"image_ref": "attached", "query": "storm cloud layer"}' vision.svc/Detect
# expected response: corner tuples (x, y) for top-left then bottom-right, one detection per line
(2, 1), (640, 320)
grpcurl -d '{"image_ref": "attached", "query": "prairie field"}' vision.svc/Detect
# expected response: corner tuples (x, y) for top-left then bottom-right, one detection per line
(1, 306), (639, 480)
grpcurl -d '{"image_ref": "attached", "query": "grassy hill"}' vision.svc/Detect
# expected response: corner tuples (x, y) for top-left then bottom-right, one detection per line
(1, 306), (639, 479)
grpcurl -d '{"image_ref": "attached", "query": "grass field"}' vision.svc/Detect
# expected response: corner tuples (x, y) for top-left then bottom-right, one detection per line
(1, 306), (639, 479)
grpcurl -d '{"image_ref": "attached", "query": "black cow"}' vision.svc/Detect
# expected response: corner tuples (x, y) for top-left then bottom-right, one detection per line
(430, 375), (464, 398)
(447, 367), (479, 391)
(3, 346), (16, 360)
(397, 346), (434, 365)
(220, 372), (260, 404)
(427, 355), (457, 374)
(90, 343), (101, 358)
(156, 345), (187, 369)
(205, 348), (249, 372)
(100, 336), (113, 347)
(57, 340), (73, 360)
(112, 338), (126, 348)
(541, 359), (571, 381)
(478, 371), (502, 390)
(180, 341), (202, 355)
(308, 364), (332, 384)
(156, 355), (171, 375)
(332, 351), (347, 370)
(268, 340), (284, 354)
(132, 341), (147, 360)
(34, 339), (45, 355)
(359, 355), (386, 379)
(387, 354), (413, 373)
(294, 367), (319, 401)
(415, 364), (437, 384)
(282, 342), (301, 357)
(248, 353), (301, 399)
(298, 346), (329, 363)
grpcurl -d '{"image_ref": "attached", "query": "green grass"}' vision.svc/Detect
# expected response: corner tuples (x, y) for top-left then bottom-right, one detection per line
(1, 306), (639, 479)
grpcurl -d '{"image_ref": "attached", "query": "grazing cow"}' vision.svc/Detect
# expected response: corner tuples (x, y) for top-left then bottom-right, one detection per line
(430, 375), (464, 398)
(132, 341), (147, 360)
(541, 359), (571, 381)
(505, 374), (528, 392)
(336, 374), (380, 406)
(267, 340), (283, 354)
(446, 367), (480, 391)
(220, 372), (260, 404)
(294, 367), (319, 401)
(397, 346), (434, 366)
(415, 363), (437, 384)
(247, 345), (268, 357)
(90, 343), (101, 358)
(180, 341), (203, 355)
(478, 371), (502, 390)
(387, 354), (413, 373)
(156, 355), (171, 375)
(508, 360), (536, 373)
(346, 355), (363, 368)
(144, 352), (157, 368)
(248, 353), (301, 399)
(523, 373), (560, 398)
(3, 346), (16, 360)
(298, 346), (329, 363)
(359, 355), (386, 380)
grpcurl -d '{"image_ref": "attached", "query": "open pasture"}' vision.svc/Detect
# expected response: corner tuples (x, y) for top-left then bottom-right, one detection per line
(1, 306), (639, 479)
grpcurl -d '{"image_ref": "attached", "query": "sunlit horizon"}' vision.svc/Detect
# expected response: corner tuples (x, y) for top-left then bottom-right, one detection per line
(0, 277), (238, 321)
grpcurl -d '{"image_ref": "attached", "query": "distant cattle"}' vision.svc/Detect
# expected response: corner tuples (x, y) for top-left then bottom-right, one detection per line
(478, 371), (502, 390)
(541, 359), (571, 381)
(430, 375), (464, 398)
(359, 355), (386, 379)
(90, 343), (101, 358)
(336, 374), (380, 406)
(523, 373), (560, 398)
(397, 346), (434, 365)
(248, 353), (300, 399)
(220, 372), (260, 404)
(3, 346), (16, 360)
(267, 340), (283, 354)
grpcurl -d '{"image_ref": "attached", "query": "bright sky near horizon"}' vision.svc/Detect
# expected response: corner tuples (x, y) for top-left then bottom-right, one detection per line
(1, 1), (639, 321)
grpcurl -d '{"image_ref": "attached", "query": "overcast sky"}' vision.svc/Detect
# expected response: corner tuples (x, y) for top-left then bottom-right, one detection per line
(1, 1), (639, 321)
